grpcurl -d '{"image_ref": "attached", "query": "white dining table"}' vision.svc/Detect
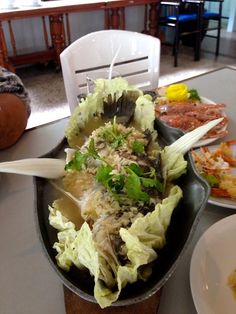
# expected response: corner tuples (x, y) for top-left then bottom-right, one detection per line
(0, 66), (236, 314)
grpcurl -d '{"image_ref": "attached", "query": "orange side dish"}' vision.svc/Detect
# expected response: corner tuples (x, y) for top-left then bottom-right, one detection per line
(192, 140), (236, 199)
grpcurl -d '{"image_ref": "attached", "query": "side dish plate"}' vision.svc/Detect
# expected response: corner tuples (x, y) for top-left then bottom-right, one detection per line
(190, 214), (236, 314)
(194, 143), (236, 209)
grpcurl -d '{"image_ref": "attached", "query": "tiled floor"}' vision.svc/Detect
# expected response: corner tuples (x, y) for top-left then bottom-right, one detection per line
(17, 29), (236, 130)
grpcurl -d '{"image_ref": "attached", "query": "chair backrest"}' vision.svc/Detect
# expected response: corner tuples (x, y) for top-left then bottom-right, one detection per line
(203, 0), (223, 18)
(60, 30), (161, 112)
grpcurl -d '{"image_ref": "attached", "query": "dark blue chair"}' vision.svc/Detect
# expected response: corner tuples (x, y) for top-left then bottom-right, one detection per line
(201, 0), (224, 56)
(159, 0), (203, 67)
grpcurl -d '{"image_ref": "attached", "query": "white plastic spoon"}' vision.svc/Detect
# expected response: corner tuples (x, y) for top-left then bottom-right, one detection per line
(108, 44), (121, 80)
(169, 117), (224, 154)
(0, 158), (65, 179)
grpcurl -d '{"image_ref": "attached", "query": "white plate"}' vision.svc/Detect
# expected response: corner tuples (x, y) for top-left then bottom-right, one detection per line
(190, 214), (236, 314)
(194, 143), (236, 209)
(208, 195), (236, 209)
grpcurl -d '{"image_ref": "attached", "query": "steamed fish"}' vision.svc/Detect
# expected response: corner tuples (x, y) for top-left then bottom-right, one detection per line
(48, 77), (187, 308)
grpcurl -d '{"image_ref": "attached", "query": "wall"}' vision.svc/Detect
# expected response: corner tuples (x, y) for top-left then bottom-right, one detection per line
(205, 0), (231, 29)
(227, 0), (236, 31)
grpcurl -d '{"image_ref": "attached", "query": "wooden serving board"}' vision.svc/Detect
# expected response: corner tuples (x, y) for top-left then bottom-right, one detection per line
(64, 286), (162, 314)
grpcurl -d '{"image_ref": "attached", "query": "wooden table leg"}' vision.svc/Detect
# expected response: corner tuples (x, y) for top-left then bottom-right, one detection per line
(49, 14), (66, 68)
(0, 21), (15, 72)
(110, 8), (120, 29)
(148, 2), (160, 37)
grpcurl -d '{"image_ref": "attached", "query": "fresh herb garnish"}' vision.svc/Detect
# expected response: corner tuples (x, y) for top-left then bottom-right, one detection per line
(201, 173), (219, 187)
(128, 163), (144, 176)
(64, 151), (88, 171)
(86, 138), (100, 159)
(189, 89), (201, 101)
(96, 164), (125, 197)
(99, 119), (131, 150)
(125, 167), (149, 202)
(95, 164), (113, 186)
(65, 138), (103, 171)
(95, 162), (163, 203)
(108, 173), (125, 194)
(132, 140), (145, 154)
(65, 136), (163, 203)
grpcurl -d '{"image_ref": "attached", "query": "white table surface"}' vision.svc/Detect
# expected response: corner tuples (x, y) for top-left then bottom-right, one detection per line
(0, 67), (236, 314)
(158, 66), (236, 314)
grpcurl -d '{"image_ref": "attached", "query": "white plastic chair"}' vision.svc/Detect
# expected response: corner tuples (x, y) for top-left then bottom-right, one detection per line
(60, 30), (161, 113)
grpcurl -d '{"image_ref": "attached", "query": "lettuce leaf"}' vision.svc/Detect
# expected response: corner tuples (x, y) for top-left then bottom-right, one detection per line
(94, 186), (182, 308)
(49, 203), (75, 231)
(65, 77), (142, 148)
(53, 228), (78, 271)
(65, 93), (104, 148)
(94, 77), (141, 100)
(123, 185), (183, 248)
(134, 94), (155, 132)
(49, 185), (182, 308)
(72, 222), (100, 279)
(161, 146), (187, 182)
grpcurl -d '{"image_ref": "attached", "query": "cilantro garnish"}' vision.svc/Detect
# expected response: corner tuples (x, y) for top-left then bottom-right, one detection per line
(96, 163), (164, 203)
(189, 89), (201, 101)
(128, 164), (163, 193)
(66, 138), (163, 204)
(64, 151), (88, 171)
(99, 119), (131, 150)
(142, 177), (163, 192)
(128, 163), (143, 176)
(96, 164), (113, 186)
(65, 138), (103, 171)
(96, 164), (125, 197)
(125, 167), (149, 202)
(108, 173), (125, 194)
(86, 138), (100, 159)
(132, 140), (145, 154)
(201, 173), (219, 187)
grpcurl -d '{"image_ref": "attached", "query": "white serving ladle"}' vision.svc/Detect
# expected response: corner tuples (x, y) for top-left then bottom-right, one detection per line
(0, 158), (65, 179)
(86, 45), (121, 94)
(0, 117), (223, 179)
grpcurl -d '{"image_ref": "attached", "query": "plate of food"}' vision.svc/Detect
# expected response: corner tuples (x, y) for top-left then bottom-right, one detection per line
(192, 141), (236, 209)
(190, 214), (236, 314)
(33, 77), (210, 309)
(155, 84), (228, 148)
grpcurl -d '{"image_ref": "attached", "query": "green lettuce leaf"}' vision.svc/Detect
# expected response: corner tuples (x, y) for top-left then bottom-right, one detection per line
(65, 93), (104, 148)
(65, 77), (141, 148)
(49, 204), (75, 231)
(161, 146), (187, 182)
(124, 185), (183, 248)
(49, 186), (182, 308)
(72, 222), (100, 279)
(94, 77), (141, 100)
(134, 94), (155, 132)
(91, 186), (182, 308)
